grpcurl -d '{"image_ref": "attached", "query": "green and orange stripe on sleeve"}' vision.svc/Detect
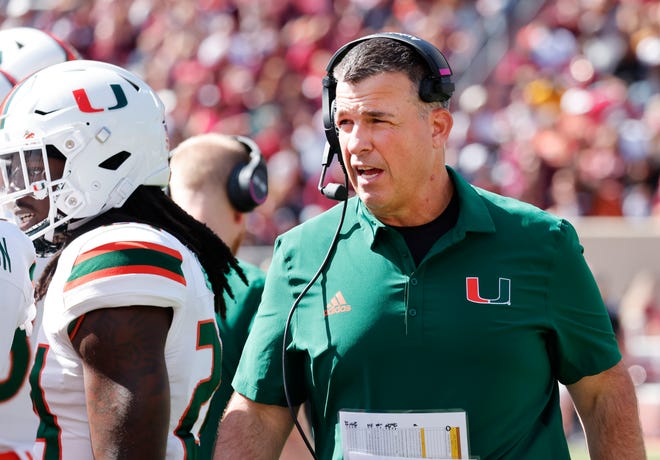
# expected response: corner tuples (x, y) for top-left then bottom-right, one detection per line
(64, 240), (186, 292)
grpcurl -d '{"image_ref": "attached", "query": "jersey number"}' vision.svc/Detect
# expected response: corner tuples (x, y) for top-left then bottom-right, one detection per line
(175, 319), (222, 455)
(0, 328), (30, 401)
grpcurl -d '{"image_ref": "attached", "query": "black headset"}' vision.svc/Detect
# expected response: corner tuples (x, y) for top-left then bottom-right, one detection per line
(318, 32), (455, 201)
(226, 135), (268, 212)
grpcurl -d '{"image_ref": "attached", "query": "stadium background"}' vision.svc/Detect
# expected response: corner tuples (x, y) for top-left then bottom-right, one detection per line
(2, 0), (659, 456)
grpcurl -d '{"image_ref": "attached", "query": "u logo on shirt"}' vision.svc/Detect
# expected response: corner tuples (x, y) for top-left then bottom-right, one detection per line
(465, 277), (511, 305)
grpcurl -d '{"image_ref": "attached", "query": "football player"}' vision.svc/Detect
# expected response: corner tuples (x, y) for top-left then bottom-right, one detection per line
(0, 59), (242, 459)
(0, 219), (35, 374)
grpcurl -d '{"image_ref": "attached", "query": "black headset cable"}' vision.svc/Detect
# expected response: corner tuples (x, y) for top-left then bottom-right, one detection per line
(281, 163), (349, 460)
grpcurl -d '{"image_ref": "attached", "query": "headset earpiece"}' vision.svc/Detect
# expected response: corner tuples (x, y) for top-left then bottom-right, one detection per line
(226, 135), (268, 212)
(322, 75), (340, 156)
(419, 75), (455, 103)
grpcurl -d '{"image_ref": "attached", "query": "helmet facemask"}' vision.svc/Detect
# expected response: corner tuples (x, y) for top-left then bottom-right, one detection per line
(0, 141), (74, 252)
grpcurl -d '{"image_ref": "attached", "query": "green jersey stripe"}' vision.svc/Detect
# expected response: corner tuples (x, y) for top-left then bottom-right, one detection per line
(65, 246), (185, 290)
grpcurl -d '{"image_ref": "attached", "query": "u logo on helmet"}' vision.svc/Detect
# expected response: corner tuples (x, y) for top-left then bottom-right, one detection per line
(73, 84), (128, 113)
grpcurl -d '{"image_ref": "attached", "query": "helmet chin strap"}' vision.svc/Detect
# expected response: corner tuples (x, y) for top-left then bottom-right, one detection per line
(26, 218), (66, 256)
(30, 210), (110, 256)
(32, 234), (63, 257)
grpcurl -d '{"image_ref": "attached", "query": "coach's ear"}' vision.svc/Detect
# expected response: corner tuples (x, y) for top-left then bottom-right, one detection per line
(431, 107), (453, 147)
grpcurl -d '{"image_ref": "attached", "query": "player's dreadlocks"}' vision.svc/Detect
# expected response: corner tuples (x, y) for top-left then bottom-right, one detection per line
(35, 185), (245, 319)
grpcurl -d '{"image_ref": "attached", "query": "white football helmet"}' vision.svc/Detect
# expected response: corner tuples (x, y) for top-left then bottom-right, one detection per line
(0, 59), (170, 243)
(0, 27), (79, 100)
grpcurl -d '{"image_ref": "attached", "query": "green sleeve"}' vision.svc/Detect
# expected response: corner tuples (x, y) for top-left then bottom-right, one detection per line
(548, 219), (621, 385)
(232, 237), (307, 406)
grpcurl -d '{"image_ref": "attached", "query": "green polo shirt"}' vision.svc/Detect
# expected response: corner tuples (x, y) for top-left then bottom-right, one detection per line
(199, 259), (265, 460)
(233, 167), (620, 460)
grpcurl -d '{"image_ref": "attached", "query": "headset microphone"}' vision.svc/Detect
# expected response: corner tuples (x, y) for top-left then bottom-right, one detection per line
(321, 182), (347, 201)
(317, 143), (348, 201)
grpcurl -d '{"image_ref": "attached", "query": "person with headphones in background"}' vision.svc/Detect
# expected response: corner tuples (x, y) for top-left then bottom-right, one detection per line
(169, 133), (312, 460)
(168, 133), (269, 459)
(0, 26), (79, 460)
(214, 32), (645, 460)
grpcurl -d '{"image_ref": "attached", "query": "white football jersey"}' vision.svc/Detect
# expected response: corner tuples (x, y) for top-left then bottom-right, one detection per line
(30, 223), (221, 460)
(0, 220), (36, 458)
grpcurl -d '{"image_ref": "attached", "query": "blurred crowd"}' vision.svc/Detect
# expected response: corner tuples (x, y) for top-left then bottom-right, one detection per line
(1, 0), (658, 245)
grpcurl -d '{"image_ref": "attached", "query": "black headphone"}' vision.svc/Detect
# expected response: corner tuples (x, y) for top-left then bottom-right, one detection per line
(318, 32), (455, 201)
(226, 135), (268, 212)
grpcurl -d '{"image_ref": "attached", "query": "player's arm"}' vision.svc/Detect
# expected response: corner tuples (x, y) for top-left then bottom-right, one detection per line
(567, 360), (646, 459)
(214, 392), (296, 460)
(71, 305), (173, 460)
